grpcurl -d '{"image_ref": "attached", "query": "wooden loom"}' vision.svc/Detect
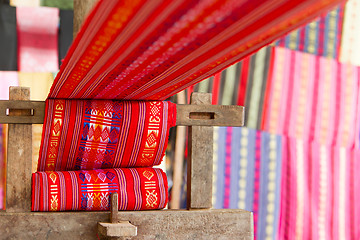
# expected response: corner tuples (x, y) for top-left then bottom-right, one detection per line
(0, 1), (253, 239)
(0, 87), (253, 239)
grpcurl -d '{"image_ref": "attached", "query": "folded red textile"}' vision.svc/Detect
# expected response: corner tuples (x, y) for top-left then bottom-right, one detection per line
(32, 168), (168, 211)
(37, 100), (176, 171)
(49, 0), (343, 101)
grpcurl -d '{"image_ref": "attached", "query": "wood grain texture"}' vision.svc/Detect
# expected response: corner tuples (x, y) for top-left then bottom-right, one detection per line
(187, 92), (213, 209)
(170, 91), (186, 209)
(110, 192), (119, 223)
(98, 221), (137, 238)
(6, 87), (32, 212)
(176, 104), (244, 126)
(0, 209), (253, 240)
(0, 100), (244, 127)
(0, 100), (45, 124)
(73, 0), (97, 38)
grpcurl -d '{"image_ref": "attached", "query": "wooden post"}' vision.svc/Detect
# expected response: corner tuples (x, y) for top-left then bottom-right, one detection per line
(73, 0), (97, 38)
(6, 87), (32, 212)
(187, 92), (213, 209)
(170, 91), (186, 209)
(110, 192), (118, 223)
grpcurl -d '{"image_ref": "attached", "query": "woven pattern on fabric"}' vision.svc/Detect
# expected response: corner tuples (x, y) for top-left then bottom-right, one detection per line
(48, 0), (343, 101)
(31, 167), (168, 211)
(37, 99), (176, 171)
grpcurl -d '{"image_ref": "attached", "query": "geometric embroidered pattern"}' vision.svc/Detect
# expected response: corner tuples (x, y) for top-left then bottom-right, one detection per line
(31, 168), (168, 211)
(37, 100), (176, 171)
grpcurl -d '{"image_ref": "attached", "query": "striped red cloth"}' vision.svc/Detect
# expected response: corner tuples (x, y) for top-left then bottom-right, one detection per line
(32, 167), (168, 211)
(37, 99), (176, 171)
(32, 0), (344, 212)
(49, 0), (343, 101)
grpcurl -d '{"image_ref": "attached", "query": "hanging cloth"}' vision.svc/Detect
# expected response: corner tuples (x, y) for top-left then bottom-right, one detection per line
(48, 0), (344, 101)
(16, 6), (59, 72)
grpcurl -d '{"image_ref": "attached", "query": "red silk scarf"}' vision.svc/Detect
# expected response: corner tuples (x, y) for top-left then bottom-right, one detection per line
(38, 100), (176, 171)
(32, 167), (168, 211)
(49, 0), (343, 101)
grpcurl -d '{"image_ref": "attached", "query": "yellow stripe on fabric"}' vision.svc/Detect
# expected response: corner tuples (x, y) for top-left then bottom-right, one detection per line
(295, 139), (304, 240)
(339, 148), (346, 240)
(288, 30), (299, 50)
(222, 65), (237, 105)
(212, 126), (219, 207)
(18, 72), (54, 173)
(247, 48), (266, 129)
(318, 145), (328, 240)
(265, 134), (277, 239)
(237, 128), (248, 209)
(326, 9), (337, 58)
(307, 21), (317, 54)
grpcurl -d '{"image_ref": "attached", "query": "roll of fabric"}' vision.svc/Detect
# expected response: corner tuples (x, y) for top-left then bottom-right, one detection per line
(37, 99), (176, 171)
(32, 167), (168, 211)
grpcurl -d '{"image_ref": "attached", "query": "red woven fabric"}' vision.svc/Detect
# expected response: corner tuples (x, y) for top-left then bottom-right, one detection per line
(49, 0), (343, 101)
(32, 167), (168, 211)
(37, 99), (176, 171)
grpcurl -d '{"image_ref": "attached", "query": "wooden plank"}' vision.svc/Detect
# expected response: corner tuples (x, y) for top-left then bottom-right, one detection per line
(170, 91), (186, 209)
(98, 221), (138, 238)
(177, 104), (244, 126)
(6, 87), (32, 212)
(73, 0), (97, 38)
(0, 100), (45, 124)
(187, 92), (213, 209)
(0, 209), (253, 240)
(0, 100), (244, 126)
(110, 192), (119, 223)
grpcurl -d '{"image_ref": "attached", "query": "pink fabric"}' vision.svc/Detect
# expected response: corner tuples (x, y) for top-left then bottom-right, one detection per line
(263, 47), (360, 148)
(17, 7), (59, 72)
(278, 137), (360, 240)
(0, 71), (19, 100)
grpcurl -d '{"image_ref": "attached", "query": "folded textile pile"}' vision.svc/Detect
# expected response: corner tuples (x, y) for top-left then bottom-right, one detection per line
(32, 167), (168, 211)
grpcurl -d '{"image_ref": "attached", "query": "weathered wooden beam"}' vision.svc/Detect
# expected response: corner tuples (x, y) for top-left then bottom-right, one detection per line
(187, 92), (213, 209)
(170, 91), (186, 209)
(0, 100), (244, 126)
(98, 192), (138, 239)
(0, 209), (253, 240)
(0, 100), (45, 124)
(110, 192), (119, 223)
(6, 87), (32, 212)
(176, 104), (244, 126)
